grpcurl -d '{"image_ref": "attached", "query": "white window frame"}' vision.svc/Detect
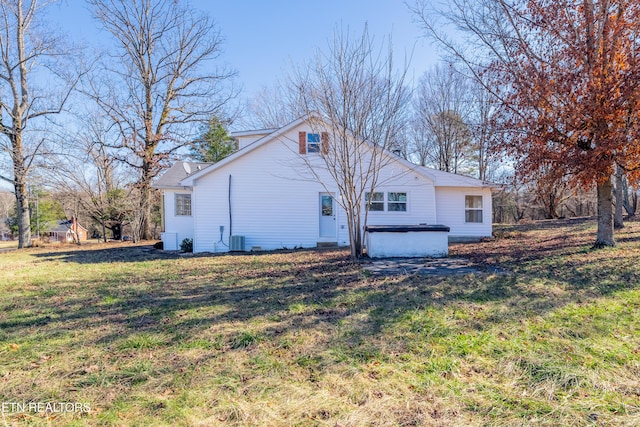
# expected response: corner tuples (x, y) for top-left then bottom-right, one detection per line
(364, 191), (408, 212)
(365, 192), (385, 211)
(387, 192), (408, 212)
(307, 133), (320, 153)
(465, 195), (483, 223)
(175, 193), (192, 216)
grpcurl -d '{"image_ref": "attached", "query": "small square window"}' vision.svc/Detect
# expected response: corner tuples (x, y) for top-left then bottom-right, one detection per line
(175, 193), (191, 216)
(388, 192), (407, 212)
(465, 195), (483, 223)
(365, 192), (384, 211)
(307, 133), (320, 153)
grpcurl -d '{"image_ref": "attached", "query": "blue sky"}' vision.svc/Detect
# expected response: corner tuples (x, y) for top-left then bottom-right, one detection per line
(49, 0), (439, 98)
(0, 1), (440, 191)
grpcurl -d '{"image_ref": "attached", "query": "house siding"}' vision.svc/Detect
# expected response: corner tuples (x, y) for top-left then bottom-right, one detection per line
(434, 187), (493, 238)
(191, 123), (439, 253)
(193, 136), (325, 252)
(163, 189), (195, 250)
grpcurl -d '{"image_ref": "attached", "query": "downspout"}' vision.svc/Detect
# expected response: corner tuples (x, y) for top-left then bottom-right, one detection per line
(228, 174), (233, 238)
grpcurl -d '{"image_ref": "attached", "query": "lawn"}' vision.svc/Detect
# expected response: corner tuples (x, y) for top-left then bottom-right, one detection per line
(0, 240), (17, 250)
(0, 219), (639, 426)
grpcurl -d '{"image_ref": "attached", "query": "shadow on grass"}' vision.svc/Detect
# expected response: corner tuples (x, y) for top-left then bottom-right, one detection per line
(3, 249), (363, 342)
(2, 218), (639, 427)
(30, 244), (183, 264)
(4, 221), (640, 363)
(30, 244), (345, 264)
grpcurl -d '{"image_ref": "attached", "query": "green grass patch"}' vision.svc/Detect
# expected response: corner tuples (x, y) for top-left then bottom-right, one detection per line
(0, 223), (639, 425)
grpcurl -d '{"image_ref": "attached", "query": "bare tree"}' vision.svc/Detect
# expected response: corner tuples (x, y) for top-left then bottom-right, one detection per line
(49, 112), (130, 242)
(614, 164), (626, 228)
(407, 117), (430, 167)
(468, 74), (500, 181)
(411, 64), (474, 174)
(529, 166), (572, 219)
(0, 191), (13, 219)
(0, 0), (76, 248)
(242, 82), (304, 129)
(293, 26), (410, 259)
(621, 179), (638, 218)
(85, 0), (237, 240)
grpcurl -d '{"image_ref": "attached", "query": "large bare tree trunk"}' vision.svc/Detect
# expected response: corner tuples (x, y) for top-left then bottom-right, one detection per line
(139, 159), (153, 240)
(614, 165), (625, 228)
(13, 158), (31, 248)
(595, 177), (615, 248)
(622, 180), (636, 218)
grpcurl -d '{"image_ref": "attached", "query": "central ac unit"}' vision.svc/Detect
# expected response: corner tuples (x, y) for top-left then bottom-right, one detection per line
(229, 235), (245, 252)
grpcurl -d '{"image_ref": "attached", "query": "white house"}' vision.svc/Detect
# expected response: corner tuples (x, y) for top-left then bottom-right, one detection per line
(153, 117), (494, 253)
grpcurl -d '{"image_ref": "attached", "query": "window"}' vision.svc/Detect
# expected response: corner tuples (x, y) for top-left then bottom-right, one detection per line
(388, 192), (407, 212)
(364, 191), (408, 212)
(321, 194), (333, 216)
(465, 195), (483, 223)
(307, 133), (320, 153)
(175, 193), (191, 216)
(365, 192), (384, 211)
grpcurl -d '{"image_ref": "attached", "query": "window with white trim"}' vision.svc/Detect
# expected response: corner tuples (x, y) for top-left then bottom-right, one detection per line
(175, 193), (192, 216)
(365, 192), (384, 211)
(465, 195), (483, 223)
(388, 192), (407, 212)
(364, 191), (407, 212)
(307, 133), (320, 153)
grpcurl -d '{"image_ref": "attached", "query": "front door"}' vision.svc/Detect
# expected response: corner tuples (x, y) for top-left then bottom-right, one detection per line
(319, 193), (336, 239)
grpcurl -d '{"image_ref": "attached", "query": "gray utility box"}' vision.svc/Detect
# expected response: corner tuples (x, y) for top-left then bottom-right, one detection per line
(229, 235), (245, 252)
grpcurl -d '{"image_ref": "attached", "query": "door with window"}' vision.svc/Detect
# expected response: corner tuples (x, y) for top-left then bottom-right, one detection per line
(319, 193), (336, 239)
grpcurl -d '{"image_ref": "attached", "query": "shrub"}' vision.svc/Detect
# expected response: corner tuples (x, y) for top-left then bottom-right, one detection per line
(180, 238), (193, 252)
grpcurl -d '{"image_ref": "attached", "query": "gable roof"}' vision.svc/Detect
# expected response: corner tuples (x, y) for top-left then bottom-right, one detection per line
(169, 116), (494, 189)
(229, 128), (278, 138)
(420, 167), (495, 188)
(49, 219), (88, 233)
(152, 161), (213, 189)
(361, 142), (495, 188)
(179, 117), (307, 186)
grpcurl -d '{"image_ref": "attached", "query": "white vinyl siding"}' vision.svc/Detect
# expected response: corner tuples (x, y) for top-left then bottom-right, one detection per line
(190, 123), (438, 253)
(161, 190), (194, 249)
(162, 120), (492, 253)
(435, 187), (492, 238)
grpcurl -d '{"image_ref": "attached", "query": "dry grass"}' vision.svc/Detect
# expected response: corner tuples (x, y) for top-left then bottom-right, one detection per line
(0, 219), (639, 426)
(0, 240), (17, 250)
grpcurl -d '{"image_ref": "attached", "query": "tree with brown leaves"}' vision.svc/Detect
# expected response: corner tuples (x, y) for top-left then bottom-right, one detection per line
(412, 0), (640, 247)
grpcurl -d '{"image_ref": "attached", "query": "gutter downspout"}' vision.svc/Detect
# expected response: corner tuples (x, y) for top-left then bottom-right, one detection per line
(228, 175), (233, 238)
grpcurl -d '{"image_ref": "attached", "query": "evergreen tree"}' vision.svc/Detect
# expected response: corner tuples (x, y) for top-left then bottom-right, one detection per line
(190, 118), (237, 163)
